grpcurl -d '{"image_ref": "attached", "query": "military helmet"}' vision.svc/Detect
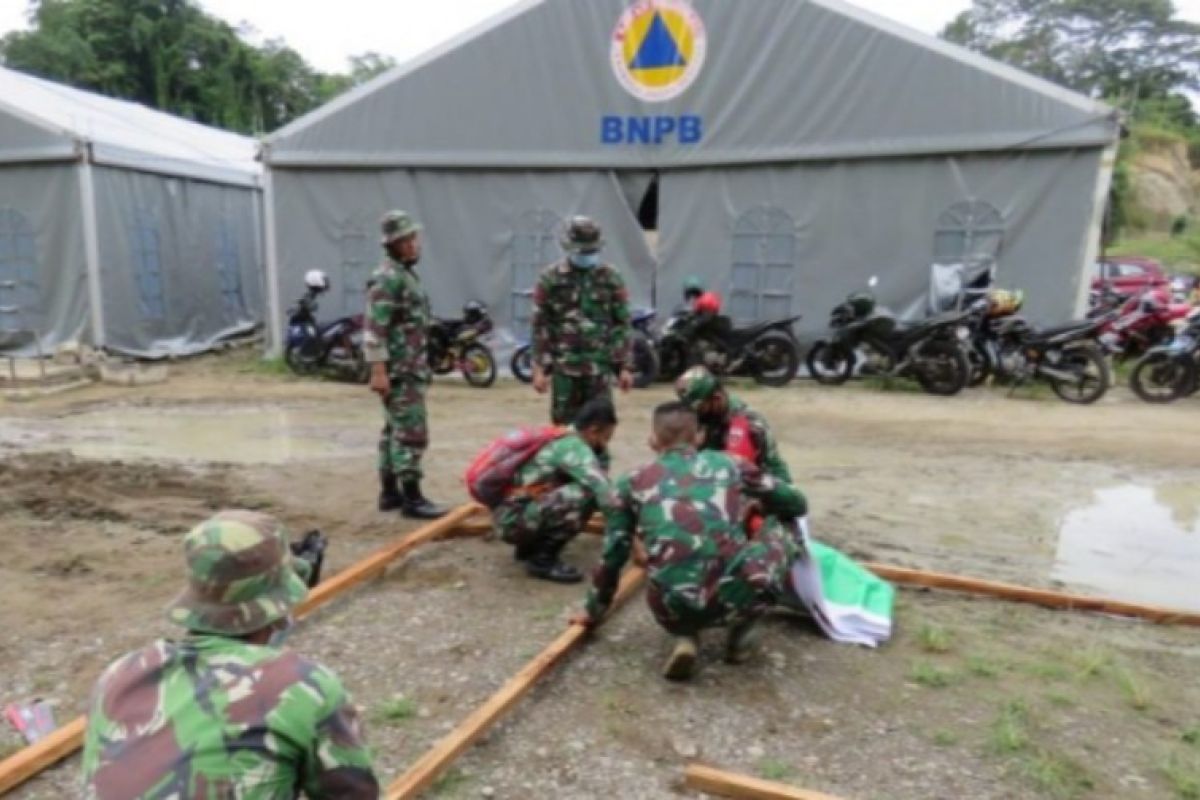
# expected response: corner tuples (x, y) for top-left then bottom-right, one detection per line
(561, 216), (604, 253)
(380, 210), (422, 245)
(167, 510), (309, 637)
(675, 365), (722, 406)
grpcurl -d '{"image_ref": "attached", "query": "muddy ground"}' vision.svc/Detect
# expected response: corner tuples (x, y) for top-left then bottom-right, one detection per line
(2, 351), (1199, 799)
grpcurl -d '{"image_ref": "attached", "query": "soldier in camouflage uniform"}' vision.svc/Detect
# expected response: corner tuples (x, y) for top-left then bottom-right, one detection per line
(81, 510), (378, 799)
(531, 216), (634, 425)
(365, 210), (446, 519)
(494, 397), (620, 583)
(575, 402), (807, 680)
(675, 366), (793, 482)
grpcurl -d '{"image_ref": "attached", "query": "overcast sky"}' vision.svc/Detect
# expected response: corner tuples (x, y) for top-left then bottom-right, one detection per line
(2, 0), (1200, 74)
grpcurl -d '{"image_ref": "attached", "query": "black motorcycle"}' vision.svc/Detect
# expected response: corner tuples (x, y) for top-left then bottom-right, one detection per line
(510, 306), (659, 388)
(428, 301), (497, 388)
(284, 271), (369, 383)
(657, 310), (802, 387)
(806, 277), (972, 396)
(1130, 308), (1200, 404)
(985, 315), (1111, 404)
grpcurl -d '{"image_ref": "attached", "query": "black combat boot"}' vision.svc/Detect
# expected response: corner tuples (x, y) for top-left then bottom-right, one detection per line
(401, 480), (448, 520)
(524, 537), (583, 583)
(513, 536), (539, 562)
(378, 471), (404, 512)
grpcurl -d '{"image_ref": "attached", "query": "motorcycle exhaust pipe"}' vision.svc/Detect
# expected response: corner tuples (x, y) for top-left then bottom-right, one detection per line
(1038, 366), (1082, 383)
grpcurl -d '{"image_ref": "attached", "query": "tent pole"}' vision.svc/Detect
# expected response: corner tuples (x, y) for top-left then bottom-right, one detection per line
(262, 166), (284, 358)
(1073, 141), (1119, 318)
(77, 149), (106, 349)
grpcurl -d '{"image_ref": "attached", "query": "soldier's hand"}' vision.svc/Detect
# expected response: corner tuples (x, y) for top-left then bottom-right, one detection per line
(618, 369), (634, 392)
(368, 364), (391, 396)
(569, 610), (599, 629)
(532, 365), (549, 394)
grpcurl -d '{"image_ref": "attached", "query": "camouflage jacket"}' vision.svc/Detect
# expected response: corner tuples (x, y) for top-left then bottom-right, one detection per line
(363, 256), (431, 381)
(701, 395), (792, 483)
(584, 447), (807, 619)
(81, 635), (378, 800)
(512, 429), (618, 513)
(531, 261), (631, 376)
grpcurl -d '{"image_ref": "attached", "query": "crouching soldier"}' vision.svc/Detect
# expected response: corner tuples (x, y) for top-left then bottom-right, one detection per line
(479, 397), (619, 584)
(81, 510), (379, 799)
(574, 402), (806, 681)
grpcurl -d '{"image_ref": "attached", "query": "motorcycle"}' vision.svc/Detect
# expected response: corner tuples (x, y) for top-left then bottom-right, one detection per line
(986, 314), (1112, 404)
(284, 270), (369, 383)
(656, 310), (802, 387)
(806, 277), (972, 396)
(428, 301), (497, 388)
(1129, 307), (1200, 403)
(1094, 286), (1191, 361)
(510, 306), (659, 388)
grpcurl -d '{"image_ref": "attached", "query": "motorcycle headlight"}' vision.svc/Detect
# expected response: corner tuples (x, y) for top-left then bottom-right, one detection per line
(955, 325), (970, 341)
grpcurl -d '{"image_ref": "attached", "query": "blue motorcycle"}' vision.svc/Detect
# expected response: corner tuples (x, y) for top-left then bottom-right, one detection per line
(284, 270), (370, 384)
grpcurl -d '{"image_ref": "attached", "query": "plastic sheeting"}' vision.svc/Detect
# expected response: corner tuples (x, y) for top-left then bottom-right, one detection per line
(92, 168), (263, 357)
(657, 149), (1105, 337)
(269, 168), (656, 346)
(0, 164), (88, 354)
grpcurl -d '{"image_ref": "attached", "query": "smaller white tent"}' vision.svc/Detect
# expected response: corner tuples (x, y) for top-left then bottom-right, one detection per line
(0, 66), (264, 357)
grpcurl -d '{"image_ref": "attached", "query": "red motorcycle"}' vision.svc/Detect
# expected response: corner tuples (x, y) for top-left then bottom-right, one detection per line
(1094, 286), (1192, 361)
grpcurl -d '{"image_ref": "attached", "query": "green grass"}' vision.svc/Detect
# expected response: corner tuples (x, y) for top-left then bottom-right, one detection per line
(910, 661), (957, 689)
(1163, 754), (1200, 799)
(917, 624), (955, 654)
(372, 696), (418, 725)
(1073, 647), (1113, 681)
(429, 767), (471, 797)
(932, 729), (959, 747)
(1109, 232), (1200, 271)
(987, 699), (1094, 799)
(1022, 751), (1094, 799)
(1114, 666), (1153, 711)
(757, 759), (794, 782)
(1044, 691), (1078, 709)
(990, 699), (1031, 755)
(1025, 660), (1072, 682)
(966, 655), (1003, 679)
(1184, 726), (1200, 746)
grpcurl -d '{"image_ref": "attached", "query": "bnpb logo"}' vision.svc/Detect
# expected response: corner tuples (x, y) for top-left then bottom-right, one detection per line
(611, 0), (707, 103)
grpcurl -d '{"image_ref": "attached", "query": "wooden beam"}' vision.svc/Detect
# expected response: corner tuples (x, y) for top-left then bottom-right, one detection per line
(0, 504), (489, 797)
(864, 563), (1200, 627)
(685, 763), (847, 800)
(385, 567), (647, 799)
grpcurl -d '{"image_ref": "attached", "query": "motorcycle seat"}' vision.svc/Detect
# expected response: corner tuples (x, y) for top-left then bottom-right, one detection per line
(1038, 320), (1096, 339)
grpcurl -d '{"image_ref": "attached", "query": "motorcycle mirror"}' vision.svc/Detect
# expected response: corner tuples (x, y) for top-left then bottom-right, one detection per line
(868, 276), (879, 288)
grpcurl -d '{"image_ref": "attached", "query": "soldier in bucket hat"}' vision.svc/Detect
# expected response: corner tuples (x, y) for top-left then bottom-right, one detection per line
(82, 511), (379, 799)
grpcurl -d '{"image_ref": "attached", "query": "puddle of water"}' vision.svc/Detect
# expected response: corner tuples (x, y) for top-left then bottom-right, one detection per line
(1053, 485), (1200, 613)
(5, 405), (380, 465)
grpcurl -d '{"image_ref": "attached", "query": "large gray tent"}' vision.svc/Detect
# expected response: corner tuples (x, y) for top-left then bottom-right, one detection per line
(0, 67), (263, 358)
(262, 0), (1119, 350)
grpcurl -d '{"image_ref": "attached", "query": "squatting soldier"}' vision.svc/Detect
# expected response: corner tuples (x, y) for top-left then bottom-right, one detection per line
(365, 210), (446, 519)
(575, 402), (807, 681)
(494, 397), (620, 583)
(676, 365), (792, 482)
(531, 215), (634, 425)
(81, 510), (379, 799)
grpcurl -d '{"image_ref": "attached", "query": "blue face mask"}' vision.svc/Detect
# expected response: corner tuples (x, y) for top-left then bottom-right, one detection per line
(569, 252), (600, 270)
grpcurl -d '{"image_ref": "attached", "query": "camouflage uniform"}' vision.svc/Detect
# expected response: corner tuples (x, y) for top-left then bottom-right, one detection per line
(494, 430), (618, 555)
(81, 511), (378, 799)
(584, 447), (807, 634)
(531, 262), (632, 425)
(364, 217), (432, 482)
(676, 366), (792, 483)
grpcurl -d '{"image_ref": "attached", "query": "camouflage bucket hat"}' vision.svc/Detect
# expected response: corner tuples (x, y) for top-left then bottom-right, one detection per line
(675, 365), (721, 406)
(561, 215), (604, 253)
(381, 210), (422, 244)
(167, 510), (309, 636)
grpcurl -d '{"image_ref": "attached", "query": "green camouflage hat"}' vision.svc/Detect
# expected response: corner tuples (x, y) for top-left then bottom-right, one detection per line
(167, 510), (309, 636)
(381, 210), (422, 244)
(561, 216), (604, 253)
(675, 365), (721, 406)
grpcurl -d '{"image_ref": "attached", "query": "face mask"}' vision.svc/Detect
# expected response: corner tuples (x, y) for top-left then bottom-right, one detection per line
(569, 252), (600, 270)
(268, 615), (295, 648)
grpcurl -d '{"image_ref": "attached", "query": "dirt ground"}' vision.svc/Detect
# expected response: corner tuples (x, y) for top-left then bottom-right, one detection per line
(2, 351), (1199, 799)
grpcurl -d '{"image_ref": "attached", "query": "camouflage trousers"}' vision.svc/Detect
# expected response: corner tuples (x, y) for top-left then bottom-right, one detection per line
(647, 519), (800, 636)
(378, 377), (429, 481)
(493, 483), (596, 553)
(550, 371), (613, 426)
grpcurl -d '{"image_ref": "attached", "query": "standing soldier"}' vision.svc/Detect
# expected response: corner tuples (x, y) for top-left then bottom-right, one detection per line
(531, 216), (634, 425)
(81, 510), (379, 798)
(365, 210), (446, 519)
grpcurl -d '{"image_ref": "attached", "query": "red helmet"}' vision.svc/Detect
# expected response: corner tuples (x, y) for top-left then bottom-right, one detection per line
(695, 291), (722, 314)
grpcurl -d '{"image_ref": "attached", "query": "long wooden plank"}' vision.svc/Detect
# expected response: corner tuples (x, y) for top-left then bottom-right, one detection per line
(385, 567), (648, 799)
(864, 563), (1200, 627)
(685, 763), (847, 800)
(0, 505), (489, 796)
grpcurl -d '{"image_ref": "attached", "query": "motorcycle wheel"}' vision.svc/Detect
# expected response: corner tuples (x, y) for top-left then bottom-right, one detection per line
(1130, 351), (1191, 404)
(461, 343), (497, 388)
(284, 342), (322, 375)
(750, 331), (800, 387)
(632, 333), (659, 389)
(510, 345), (533, 383)
(913, 340), (970, 397)
(805, 341), (854, 386)
(1049, 344), (1110, 405)
(658, 336), (689, 381)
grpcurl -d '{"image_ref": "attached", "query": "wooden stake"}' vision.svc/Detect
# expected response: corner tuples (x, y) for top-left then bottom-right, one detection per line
(0, 504), (489, 796)
(685, 763), (846, 800)
(385, 567), (647, 799)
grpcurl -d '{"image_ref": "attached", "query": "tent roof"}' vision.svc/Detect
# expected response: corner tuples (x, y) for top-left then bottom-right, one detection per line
(0, 66), (260, 187)
(264, 0), (1118, 170)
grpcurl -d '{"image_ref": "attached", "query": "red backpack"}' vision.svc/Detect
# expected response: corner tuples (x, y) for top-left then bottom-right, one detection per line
(464, 426), (568, 508)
